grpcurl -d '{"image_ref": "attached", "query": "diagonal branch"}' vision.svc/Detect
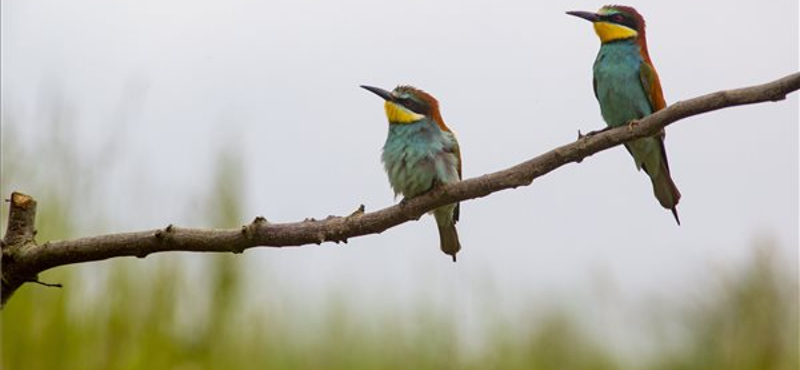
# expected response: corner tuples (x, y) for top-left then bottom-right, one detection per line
(2, 72), (799, 306)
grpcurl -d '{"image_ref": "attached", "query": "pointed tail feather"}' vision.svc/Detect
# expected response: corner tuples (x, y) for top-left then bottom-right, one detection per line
(650, 164), (682, 225)
(434, 205), (461, 261)
(438, 223), (460, 262)
(641, 136), (682, 225)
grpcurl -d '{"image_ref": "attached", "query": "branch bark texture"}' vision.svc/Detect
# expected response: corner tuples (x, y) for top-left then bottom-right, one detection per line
(2, 72), (799, 306)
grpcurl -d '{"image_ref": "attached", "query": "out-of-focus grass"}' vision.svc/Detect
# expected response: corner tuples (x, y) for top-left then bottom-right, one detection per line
(2, 244), (795, 370)
(653, 245), (799, 370)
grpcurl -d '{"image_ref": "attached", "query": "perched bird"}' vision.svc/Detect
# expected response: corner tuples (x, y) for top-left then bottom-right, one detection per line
(567, 5), (682, 224)
(361, 85), (462, 261)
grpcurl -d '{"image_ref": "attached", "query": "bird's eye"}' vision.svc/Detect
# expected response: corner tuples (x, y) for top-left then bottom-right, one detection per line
(611, 14), (625, 23)
(400, 98), (418, 111)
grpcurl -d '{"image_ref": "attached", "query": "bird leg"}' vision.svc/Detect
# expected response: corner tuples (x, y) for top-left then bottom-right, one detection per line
(397, 197), (423, 220)
(577, 126), (612, 140)
(626, 119), (640, 131)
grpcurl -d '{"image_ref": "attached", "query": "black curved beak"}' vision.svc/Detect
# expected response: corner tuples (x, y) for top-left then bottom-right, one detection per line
(566, 10), (600, 22)
(360, 85), (393, 101)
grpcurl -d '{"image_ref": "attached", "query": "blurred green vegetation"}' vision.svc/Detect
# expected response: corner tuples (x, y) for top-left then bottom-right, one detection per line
(2, 97), (797, 369)
(2, 240), (796, 369)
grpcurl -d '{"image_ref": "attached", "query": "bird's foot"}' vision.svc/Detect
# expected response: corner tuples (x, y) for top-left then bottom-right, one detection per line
(577, 126), (612, 140)
(626, 119), (640, 132)
(398, 197), (423, 220)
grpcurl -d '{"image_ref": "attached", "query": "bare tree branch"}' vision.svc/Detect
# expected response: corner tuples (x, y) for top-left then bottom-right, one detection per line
(3, 72), (799, 306)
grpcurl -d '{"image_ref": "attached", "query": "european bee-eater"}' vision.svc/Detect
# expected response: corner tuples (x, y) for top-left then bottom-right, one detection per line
(361, 85), (462, 261)
(568, 5), (681, 224)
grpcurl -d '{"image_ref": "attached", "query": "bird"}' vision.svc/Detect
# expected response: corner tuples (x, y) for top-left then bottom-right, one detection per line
(361, 85), (462, 261)
(567, 5), (682, 225)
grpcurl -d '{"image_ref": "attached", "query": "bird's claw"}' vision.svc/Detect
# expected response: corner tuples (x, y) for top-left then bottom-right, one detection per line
(578, 126), (612, 140)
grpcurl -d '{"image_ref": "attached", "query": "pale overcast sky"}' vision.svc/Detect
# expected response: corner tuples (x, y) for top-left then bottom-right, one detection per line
(2, 0), (798, 351)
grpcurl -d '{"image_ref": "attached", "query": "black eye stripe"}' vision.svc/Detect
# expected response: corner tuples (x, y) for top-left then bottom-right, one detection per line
(604, 13), (638, 31)
(397, 98), (425, 114)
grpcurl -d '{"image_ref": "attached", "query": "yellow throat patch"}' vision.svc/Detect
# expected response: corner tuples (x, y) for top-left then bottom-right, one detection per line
(593, 21), (638, 43)
(384, 101), (425, 124)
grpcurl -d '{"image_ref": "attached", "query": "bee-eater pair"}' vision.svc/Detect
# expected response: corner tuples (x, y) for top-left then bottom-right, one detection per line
(363, 5), (681, 261)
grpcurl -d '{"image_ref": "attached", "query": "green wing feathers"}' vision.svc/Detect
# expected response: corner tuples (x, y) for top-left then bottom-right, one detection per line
(638, 61), (680, 224)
